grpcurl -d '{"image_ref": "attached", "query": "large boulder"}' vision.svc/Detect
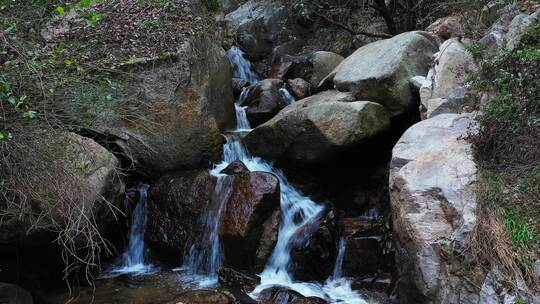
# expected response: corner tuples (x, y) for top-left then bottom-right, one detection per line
(309, 51), (344, 87)
(217, 267), (261, 293)
(244, 90), (390, 164)
(220, 171), (280, 270)
(241, 79), (288, 126)
(419, 38), (478, 118)
(53, 2), (236, 177)
(146, 170), (217, 261)
(505, 9), (539, 50)
(321, 31), (439, 116)
(290, 209), (340, 281)
(389, 114), (477, 302)
(426, 16), (464, 42)
(0, 129), (123, 246)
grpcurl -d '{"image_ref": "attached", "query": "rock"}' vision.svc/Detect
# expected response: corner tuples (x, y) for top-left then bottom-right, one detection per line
(146, 170), (217, 261)
(287, 78), (311, 99)
(172, 289), (234, 304)
(60, 38), (235, 177)
(309, 51), (344, 87)
(244, 90), (390, 164)
(420, 38), (477, 109)
(218, 0), (244, 14)
(254, 210), (280, 270)
(0, 130), (123, 246)
(220, 160), (250, 175)
(426, 16), (464, 42)
(322, 31), (438, 116)
(232, 78), (251, 98)
(506, 10), (539, 50)
(478, 5), (520, 56)
(269, 54), (312, 80)
(258, 287), (328, 304)
(290, 209), (340, 281)
(241, 79), (288, 126)
(409, 76), (427, 92)
(220, 172), (280, 270)
(218, 267), (261, 293)
(0, 283), (33, 304)
(342, 236), (382, 277)
(390, 114), (477, 302)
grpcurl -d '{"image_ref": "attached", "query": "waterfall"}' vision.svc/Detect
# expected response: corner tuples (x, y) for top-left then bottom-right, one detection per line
(106, 184), (155, 277)
(180, 177), (233, 287)
(332, 237), (347, 279)
(227, 46), (258, 84)
(279, 88), (296, 105)
(235, 87), (252, 131)
(199, 48), (367, 303)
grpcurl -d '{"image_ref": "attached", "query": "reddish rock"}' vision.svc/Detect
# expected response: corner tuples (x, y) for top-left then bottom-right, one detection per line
(218, 267), (261, 293)
(220, 172), (280, 270)
(426, 16), (464, 42)
(287, 78), (311, 99)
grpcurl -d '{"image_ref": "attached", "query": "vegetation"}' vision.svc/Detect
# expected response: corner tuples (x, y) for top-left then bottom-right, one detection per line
(468, 22), (540, 288)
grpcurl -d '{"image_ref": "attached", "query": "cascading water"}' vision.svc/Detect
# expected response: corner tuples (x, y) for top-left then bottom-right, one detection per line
(227, 46), (258, 84)
(279, 87), (296, 105)
(179, 177), (233, 287)
(107, 184), (155, 276)
(212, 47), (369, 303)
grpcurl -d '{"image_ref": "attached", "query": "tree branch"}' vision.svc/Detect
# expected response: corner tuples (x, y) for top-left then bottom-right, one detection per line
(311, 9), (392, 39)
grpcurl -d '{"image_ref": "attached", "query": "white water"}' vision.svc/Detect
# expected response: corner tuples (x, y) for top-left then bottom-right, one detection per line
(179, 177), (233, 287)
(279, 87), (296, 105)
(105, 184), (156, 277)
(227, 46), (258, 84)
(202, 48), (369, 303)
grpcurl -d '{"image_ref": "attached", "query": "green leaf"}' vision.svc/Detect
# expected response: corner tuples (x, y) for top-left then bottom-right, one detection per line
(64, 59), (73, 66)
(55, 6), (65, 15)
(23, 110), (37, 119)
(106, 94), (112, 101)
(0, 132), (4, 140)
(78, 0), (93, 8)
(7, 97), (16, 105)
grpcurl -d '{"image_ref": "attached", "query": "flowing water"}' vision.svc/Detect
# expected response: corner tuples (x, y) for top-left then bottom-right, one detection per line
(106, 184), (155, 277)
(210, 47), (369, 303)
(179, 177), (234, 287)
(279, 87), (296, 105)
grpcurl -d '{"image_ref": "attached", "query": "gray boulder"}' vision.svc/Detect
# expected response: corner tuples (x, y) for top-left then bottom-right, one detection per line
(244, 90), (390, 164)
(506, 9), (539, 50)
(241, 79), (288, 126)
(322, 31), (439, 116)
(390, 114), (477, 302)
(309, 51), (344, 87)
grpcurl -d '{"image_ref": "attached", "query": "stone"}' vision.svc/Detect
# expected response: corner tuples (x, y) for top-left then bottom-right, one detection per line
(0, 283), (33, 304)
(287, 78), (311, 99)
(217, 267), (261, 293)
(171, 289), (234, 304)
(0, 130), (123, 246)
(420, 38), (478, 109)
(506, 10), (539, 51)
(146, 170), (217, 261)
(342, 236), (382, 277)
(309, 51), (344, 87)
(290, 209), (340, 281)
(478, 4), (521, 56)
(426, 16), (464, 42)
(321, 31), (439, 116)
(244, 90), (390, 164)
(254, 210), (280, 270)
(409, 76), (427, 92)
(258, 287), (328, 304)
(390, 114), (477, 302)
(269, 54), (312, 80)
(241, 79), (288, 127)
(220, 160), (250, 175)
(219, 172), (280, 270)
(232, 78), (251, 98)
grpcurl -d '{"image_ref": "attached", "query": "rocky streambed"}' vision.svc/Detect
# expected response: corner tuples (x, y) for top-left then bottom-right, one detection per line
(2, 1), (539, 303)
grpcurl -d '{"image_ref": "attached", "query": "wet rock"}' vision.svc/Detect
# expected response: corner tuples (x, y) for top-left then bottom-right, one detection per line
(290, 209), (340, 281)
(426, 16), (464, 42)
(241, 79), (287, 127)
(217, 267), (261, 293)
(420, 38), (478, 115)
(146, 170), (217, 261)
(321, 31), (438, 116)
(287, 78), (311, 99)
(342, 236), (382, 276)
(254, 209), (280, 270)
(0, 283), (33, 304)
(390, 114), (477, 302)
(309, 51), (344, 87)
(232, 78), (251, 98)
(220, 160), (250, 175)
(220, 172), (280, 270)
(269, 55), (312, 80)
(244, 90), (390, 164)
(172, 289), (234, 304)
(258, 287), (328, 304)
